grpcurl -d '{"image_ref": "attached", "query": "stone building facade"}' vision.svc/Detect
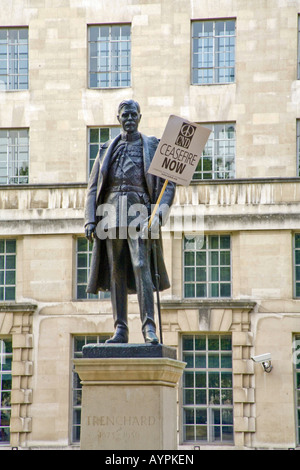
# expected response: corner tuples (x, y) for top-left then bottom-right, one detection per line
(0, 0), (300, 449)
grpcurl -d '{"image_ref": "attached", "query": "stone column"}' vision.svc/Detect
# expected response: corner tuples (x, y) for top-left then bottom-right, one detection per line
(74, 344), (185, 450)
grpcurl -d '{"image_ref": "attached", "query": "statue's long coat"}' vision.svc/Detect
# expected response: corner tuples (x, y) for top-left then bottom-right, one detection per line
(84, 133), (176, 295)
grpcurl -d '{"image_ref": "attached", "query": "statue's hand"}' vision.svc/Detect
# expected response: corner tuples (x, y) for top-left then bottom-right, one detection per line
(85, 223), (96, 242)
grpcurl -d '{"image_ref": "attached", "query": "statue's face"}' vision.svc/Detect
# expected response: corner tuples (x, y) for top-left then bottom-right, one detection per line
(117, 104), (141, 134)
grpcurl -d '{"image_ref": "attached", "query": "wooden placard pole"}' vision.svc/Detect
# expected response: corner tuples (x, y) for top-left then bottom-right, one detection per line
(148, 179), (169, 229)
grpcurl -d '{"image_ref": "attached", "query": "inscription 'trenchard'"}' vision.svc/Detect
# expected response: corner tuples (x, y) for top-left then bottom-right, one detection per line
(87, 415), (156, 426)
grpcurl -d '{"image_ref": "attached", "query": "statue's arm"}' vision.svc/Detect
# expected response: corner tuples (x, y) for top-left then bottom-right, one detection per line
(84, 156), (100, 241)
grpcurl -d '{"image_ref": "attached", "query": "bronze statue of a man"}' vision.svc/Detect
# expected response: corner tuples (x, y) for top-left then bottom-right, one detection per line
(84, 100), (175, 344)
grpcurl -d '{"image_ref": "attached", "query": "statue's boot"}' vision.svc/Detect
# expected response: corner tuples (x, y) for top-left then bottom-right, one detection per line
(106, 324), (128, 343)
(142, 321), (159, 344)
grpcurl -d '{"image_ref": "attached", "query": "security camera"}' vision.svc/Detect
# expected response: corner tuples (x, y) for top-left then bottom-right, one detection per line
(251, 353), (273, 373)
(251, 353), (271, 363)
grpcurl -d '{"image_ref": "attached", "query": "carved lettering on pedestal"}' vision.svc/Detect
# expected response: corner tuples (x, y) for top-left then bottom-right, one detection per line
(87, 415), (156, 426)
(86, 415), (156, 443)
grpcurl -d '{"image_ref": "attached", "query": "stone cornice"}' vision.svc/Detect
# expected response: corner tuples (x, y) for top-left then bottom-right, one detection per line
(0, 302), (38, 313)
(161, 299), (256, 311)
(0, 176), (300, 190)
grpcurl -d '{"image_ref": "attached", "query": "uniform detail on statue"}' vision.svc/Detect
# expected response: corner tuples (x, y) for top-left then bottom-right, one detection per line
(84, 100), (175, 344)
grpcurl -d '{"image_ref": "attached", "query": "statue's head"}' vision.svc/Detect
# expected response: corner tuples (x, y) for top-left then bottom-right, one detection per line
(117, 99), (142, 134)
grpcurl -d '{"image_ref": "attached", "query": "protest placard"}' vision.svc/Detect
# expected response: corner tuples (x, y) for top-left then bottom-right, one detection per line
(148, 115), (211, 186)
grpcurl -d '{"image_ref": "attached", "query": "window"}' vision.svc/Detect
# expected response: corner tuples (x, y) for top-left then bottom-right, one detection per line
(184, 235), (231, 299)
(182, 334), (233, 444)
(298, 16), (300, 80)
(193, 123), (235, 180)
(0, 129), (29, 184)
(88, 127), (120, 175)
(72, 335), (110, 443)
(293, 335), (300, 444)
(88, 24), (131, 88)
(297, 121), (300, 177)
(76, 238), (110, 300)
(295, 335), (300, 443)
(0, 28), (28, 90)
(0, 240), (16, 302)
(0, 338), (12, 445)
(295, 234), (300, 297)
(192, 20), (235, 85)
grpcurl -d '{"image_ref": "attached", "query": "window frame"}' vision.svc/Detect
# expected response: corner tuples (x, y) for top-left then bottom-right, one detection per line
(191, 19), (236, 86)
(297, 14), (300, 80)
(0, 337), (12, 446)
(293, 334), (300, 445)
(0, 239), (16, 302)
(183, 234), (232, 299)
(181, 333), (234, 445)
(0, 128), (29, 185)
(297, 120), (300, 177)
(294, 233), (300, 298)
(88, 24), (131, 89)
(0, 27), (29, 91)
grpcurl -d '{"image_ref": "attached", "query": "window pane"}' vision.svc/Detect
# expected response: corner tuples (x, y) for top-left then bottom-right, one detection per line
(196, 389), (207, 405)
(195, 371), (206, 388)
(221, 336), (232, 351)
(184, 284), (195, 298)
(183, 353), (194, 368)
(5, 286), (15, 300)
(185, 267), (195, 282)
(195, 336), (206, 351)
(184, 371), (194, 388)
(220, 283), (231, 297)
(221, 372), (232, 388)
(208, 354), (219, 368)
(208, 336), (219, 350)
(183, 336), (194, 351)
(195, 354), (206, 368)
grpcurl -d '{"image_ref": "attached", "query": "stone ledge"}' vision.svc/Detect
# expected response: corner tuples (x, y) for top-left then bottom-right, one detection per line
(74, 357), (186, 387)
(0, 302), (38, 313)
(161, 299), (256, 310)
(82, 343), (177, 360)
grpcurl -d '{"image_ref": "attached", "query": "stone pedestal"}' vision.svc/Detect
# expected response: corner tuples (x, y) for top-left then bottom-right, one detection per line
(74, 344), (185, 450)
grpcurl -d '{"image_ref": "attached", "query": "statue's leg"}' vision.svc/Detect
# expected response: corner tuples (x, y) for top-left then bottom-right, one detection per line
(128, 236), (159, 344)
(105, 236), (129, 343)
